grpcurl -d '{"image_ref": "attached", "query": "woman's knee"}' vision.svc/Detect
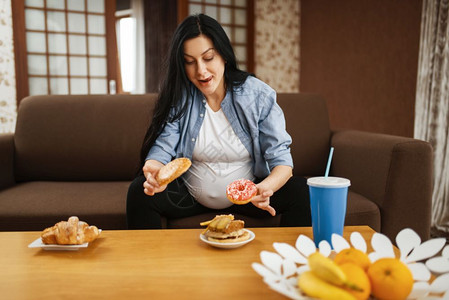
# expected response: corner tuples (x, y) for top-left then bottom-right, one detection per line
(283, 176), (309, 194)
(271, 176), (310, 210)
(127, 175), (147, 201)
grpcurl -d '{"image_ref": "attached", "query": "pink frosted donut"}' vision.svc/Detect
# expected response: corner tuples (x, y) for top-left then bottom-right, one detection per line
(226, 179), (257, 205)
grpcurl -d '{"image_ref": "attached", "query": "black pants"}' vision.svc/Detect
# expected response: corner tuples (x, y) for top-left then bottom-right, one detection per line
(126, 175), (311, 229)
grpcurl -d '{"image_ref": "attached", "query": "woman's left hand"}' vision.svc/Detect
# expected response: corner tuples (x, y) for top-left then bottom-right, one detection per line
(251, 185), (276, 216)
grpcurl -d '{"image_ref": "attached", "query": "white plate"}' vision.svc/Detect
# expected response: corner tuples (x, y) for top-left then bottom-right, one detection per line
(28, 230), (101, 251)
(200, 229), (255, 249)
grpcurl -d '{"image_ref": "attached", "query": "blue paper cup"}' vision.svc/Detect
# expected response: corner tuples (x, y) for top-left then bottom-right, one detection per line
(307, 177), (351, 247)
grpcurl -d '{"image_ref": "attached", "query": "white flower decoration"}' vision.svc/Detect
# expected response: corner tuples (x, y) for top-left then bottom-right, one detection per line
(252, 228), (449, 299)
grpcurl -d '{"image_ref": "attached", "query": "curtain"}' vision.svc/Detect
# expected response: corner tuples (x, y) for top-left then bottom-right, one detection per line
(0, 0), (16, 133)
(415, 0), (449, 237)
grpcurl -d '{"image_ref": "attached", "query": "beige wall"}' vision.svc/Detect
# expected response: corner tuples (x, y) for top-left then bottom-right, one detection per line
(0, 0), (16, 133)
(254, 0), (300, 93)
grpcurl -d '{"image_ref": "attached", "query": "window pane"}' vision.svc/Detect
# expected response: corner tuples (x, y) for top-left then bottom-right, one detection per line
(25, 0), (44, 8)
(89, 57), (107, 76)
(47, 11), (66, 32)
(68, 13), (86, 33)
(88, 36), (106, 55)
(205, 0), (217, 3)
(221, 0), (232, 5)
(28, 55), (47, 75)
(220, 7), (231, 24)
(87, 0), (105, 13)
(118, 17), (136, 92)
(49, 55), (68, 75)
(67, 0), (84, 11)
(234, 27), (246, 44)
(70, 78), (88, 94)
(222, 26), (232, 41)
(50, 78), (69, 94)
(204, 6), (217, 19)
(189, 4), (202, 15)
(26, 32), (46, 53)
(47, 0), (65, 9)
(69, 57), (87, 76)
(25, 9), (45, 30)
(48, 33), (67, 54)
(234, 45), (246, 61)
(29, 77), (48, 95)
(235, 0), (247, 7)
(90, 79), (107, 94)
(87, 15), (105, 34)
(69, 35), (86, 54)
(235, 9), (246, 26)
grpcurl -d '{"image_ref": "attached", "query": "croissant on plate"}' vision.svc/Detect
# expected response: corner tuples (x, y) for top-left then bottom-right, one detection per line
(41, 216), (100, 245)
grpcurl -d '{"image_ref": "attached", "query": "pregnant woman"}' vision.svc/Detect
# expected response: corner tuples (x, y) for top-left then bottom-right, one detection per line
(126, 14), (311, 229)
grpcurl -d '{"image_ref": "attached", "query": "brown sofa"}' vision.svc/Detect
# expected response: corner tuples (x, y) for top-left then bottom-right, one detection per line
(0, 93), (433, 241)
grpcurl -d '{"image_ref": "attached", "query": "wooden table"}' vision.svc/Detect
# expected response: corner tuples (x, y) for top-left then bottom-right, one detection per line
(0, 226), (376, 299)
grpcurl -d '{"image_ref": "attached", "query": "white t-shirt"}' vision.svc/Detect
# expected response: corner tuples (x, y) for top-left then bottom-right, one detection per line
(184, 103), (255, 209)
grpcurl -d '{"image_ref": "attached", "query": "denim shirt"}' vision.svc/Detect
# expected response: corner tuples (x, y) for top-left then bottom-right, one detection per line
(146, 76), (293, 178)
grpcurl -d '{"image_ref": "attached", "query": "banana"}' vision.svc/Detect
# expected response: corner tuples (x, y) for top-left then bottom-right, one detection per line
(308, 252), (347, 286)
(298, 271), (357, 300)
(308, 252), (363, 292)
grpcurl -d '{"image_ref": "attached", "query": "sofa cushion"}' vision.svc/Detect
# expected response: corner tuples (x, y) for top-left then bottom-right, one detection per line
(0, 181), (130, 231)
(14, 94), (156, 181)
(165, 190), (380, 231)
(345, 190), (380, 231)
(0, 181), (379, 232)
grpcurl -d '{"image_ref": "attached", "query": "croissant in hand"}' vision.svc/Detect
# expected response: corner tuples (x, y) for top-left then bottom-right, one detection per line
(41, 216), (100, 245)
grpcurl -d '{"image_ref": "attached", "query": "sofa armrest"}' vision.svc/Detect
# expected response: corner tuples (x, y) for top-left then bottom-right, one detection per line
(331, 130), (433, 241)
(0, 134), (15, 190)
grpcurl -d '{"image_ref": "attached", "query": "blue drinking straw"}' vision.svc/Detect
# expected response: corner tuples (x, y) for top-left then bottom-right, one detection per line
(325, 147), (334, 177)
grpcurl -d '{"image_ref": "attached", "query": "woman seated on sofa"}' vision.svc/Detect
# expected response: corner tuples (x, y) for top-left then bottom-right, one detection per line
(126, 14), (311, 229)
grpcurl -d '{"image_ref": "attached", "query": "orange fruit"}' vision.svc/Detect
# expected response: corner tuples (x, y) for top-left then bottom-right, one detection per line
(367, 258), (414, 300)
(340, 263), (371, 300)
(334, 248), (371, 271)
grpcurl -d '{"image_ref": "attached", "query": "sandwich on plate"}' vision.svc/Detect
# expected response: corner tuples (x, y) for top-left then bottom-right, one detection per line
(200, 214), (250, 243)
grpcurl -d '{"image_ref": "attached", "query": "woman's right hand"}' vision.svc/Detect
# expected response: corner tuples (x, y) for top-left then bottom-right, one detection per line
(142, 160), (167, 196)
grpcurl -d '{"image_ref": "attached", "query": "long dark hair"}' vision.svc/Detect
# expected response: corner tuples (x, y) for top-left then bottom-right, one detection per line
(139, 14), (252, 168)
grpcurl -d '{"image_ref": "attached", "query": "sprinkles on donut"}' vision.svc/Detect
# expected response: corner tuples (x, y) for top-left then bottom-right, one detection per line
(226, 178), (257, 205)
